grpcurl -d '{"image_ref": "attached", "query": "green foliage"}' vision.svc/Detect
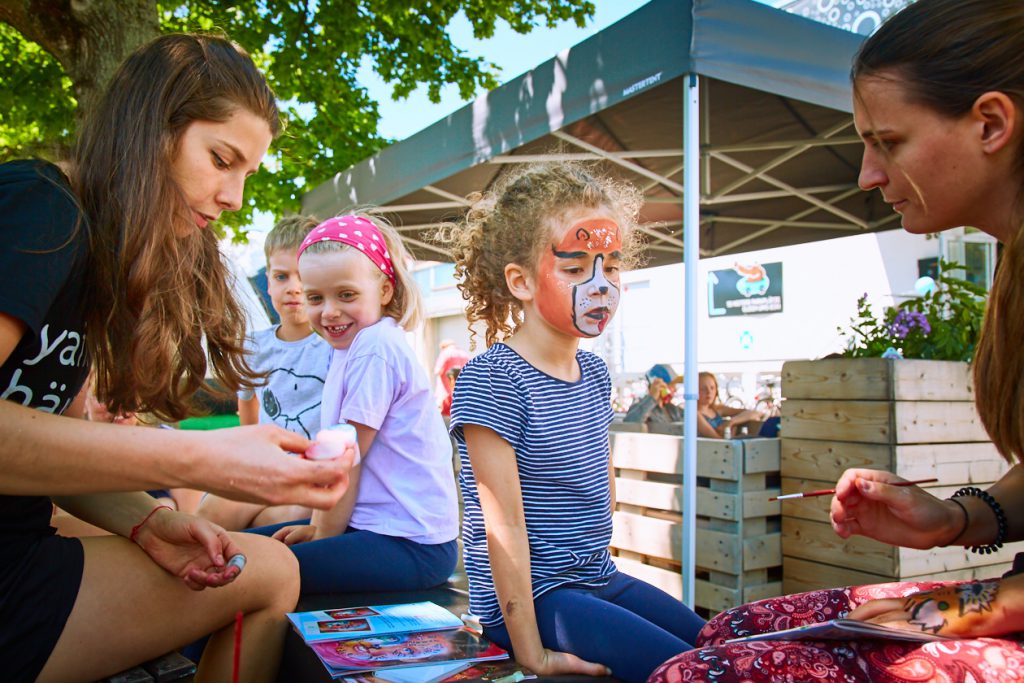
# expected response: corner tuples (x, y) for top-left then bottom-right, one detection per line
(1, 0), (594, 237)
(0, 24), (76, 162)
(838, 260), (988, 362)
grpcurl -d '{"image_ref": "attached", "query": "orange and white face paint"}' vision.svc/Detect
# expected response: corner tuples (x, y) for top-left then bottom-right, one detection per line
(536, 216), (622, 338)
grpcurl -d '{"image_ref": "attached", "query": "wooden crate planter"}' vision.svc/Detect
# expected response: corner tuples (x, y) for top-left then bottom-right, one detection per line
(609, 432), (783, 615)
(780, 358), (1014, 594)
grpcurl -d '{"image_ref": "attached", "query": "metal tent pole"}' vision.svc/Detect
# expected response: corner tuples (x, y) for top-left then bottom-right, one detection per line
(681, 72), (700, 607)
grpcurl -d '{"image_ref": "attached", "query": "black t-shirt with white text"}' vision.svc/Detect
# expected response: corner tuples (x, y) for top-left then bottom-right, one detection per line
(0, 160), (89, 553)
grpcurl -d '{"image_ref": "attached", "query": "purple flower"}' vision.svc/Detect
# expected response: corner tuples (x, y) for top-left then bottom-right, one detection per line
(889, 310), (931, 338)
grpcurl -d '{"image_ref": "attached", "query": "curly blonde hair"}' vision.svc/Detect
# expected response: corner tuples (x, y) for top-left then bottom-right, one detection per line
(300, 213), (423, 331)
(440, 162), (643, 349)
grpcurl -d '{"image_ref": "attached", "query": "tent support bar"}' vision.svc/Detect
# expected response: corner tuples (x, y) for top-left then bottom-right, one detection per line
(682, 72), (699, 610)
(705, 135), (861, 154)
(551, 130), (686, 195)
(490, 150), (682, 163)
(400, 235), (452, 259)
(423, 185), (473, 206)
(709, 119), (853, 199)
(711, 216), (863, 230)
(709, 186), (864, 255)
(637, 225), (685, 249)
(371, 201), (467, 213)
(710, 151), (869, 228)
(700, 183), (855, 205)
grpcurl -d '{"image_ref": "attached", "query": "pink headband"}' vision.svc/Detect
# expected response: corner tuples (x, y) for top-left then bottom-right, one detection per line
(298, 215), (396, 284)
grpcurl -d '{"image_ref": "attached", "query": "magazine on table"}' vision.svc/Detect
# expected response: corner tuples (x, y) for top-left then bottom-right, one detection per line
(726, 618), (954, 644)
(311, 626), (508, 679)
(288, 601), (464, 644)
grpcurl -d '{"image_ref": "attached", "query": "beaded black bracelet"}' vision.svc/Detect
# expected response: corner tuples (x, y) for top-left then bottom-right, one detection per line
(951, 486), (1008, 555)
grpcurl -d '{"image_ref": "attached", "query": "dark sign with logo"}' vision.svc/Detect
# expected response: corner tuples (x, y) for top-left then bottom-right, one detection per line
(707, 262), (783, 317)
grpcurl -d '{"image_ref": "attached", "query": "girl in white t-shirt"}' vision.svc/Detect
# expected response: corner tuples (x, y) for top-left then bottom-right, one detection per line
(253, 214), (459, 593)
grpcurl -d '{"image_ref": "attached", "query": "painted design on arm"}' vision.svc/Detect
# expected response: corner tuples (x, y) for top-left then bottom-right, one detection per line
(905, 580), (999, 634)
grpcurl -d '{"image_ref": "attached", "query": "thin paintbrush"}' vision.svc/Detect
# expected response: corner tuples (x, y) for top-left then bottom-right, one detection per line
(770, 478), (938, 501)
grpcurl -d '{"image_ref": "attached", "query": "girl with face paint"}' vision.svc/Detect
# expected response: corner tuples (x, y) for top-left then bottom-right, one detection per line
(443, 164), (705, 683)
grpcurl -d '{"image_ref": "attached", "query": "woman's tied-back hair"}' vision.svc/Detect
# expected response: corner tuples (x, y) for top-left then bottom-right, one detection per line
(442, 162), (643, 349)
(300, 213), (423, 331)
(853, 0), (1024, 465)
(73, 33), (281, 422)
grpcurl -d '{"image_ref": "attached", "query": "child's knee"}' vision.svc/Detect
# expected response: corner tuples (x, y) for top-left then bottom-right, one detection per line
(231, 532), (300, 610)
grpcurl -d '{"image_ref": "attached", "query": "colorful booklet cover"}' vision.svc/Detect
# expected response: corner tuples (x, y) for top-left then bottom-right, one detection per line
(310, 627), (508, 679)
(288, 601), (465, 644)
(726, 618), (953, 644)
(340, 661), (472, 683)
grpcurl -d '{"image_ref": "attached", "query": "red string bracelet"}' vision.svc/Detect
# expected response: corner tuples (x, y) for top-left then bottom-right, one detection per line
(129, 504), (173, 544)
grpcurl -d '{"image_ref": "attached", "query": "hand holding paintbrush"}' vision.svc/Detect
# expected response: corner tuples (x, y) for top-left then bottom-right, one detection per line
(771, 478), (938, 501)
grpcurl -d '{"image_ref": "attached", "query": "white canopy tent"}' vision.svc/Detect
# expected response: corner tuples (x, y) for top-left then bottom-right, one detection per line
(304, 0), (879, 606)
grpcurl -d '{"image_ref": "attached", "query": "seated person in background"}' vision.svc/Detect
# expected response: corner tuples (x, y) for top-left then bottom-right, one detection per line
(199, 214), (330, 530)
(697, 371), (762, 438)
(624, 363), (683, 425)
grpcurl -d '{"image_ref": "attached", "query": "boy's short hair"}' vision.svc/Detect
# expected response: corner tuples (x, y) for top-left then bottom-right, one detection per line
(264, 215), (320, 262)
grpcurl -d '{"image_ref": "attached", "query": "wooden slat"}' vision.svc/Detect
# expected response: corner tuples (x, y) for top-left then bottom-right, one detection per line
(781, 517), (897, 574)
(610, 432), (681, 475)
(781, 439), (1006, 483)
(609, 421), (647, 433)
(615, 478), (681, 513)
(744, 533), (782, 570)
(783, 556), (1013, 595)
(783, 358), (894, 401)
(612, 511), (679, 563)
(782, 517), (1019, 575)
(891, 361), (974, 401)
(783, 400), (987, 444)
(743, 490), (781, 519)
(611, 433), (746, 480)
(782, 359), (974, 401)
(892, 401), (988, 443)
(896, 542), (1021, 576)
(781, 438), (894, 480)
(782, 400), (892, 443)
(744, 438), (781, 474)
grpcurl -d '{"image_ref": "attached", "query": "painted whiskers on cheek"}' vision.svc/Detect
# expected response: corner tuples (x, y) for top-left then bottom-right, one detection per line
(536, 217), (623, 338)
(571, 254), (620, 337)
(904, 580), (999, 634)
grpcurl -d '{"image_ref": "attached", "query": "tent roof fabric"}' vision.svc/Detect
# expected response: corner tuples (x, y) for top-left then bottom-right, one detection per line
(303, 0), (894, 267)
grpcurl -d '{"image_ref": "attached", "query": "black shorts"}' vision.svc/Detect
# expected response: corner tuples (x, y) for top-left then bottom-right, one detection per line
(0, 533), (84, 682)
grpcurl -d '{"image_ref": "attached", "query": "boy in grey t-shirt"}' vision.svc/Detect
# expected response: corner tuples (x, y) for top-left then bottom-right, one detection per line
(199, 215), (329, 530)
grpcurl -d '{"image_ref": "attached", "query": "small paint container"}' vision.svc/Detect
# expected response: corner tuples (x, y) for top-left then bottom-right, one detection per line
(306, 423), (360, 464)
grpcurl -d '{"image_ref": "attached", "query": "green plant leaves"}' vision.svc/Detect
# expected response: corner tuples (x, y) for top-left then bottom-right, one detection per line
(838, 260), (987, 362)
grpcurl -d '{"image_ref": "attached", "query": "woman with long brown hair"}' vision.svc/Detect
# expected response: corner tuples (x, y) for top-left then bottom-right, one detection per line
(648, 1), (1024, 680)
(0, 34), (352, 682)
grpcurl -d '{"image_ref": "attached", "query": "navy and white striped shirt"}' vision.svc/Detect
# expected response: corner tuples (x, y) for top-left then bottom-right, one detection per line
(450, 343), (616, 627)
